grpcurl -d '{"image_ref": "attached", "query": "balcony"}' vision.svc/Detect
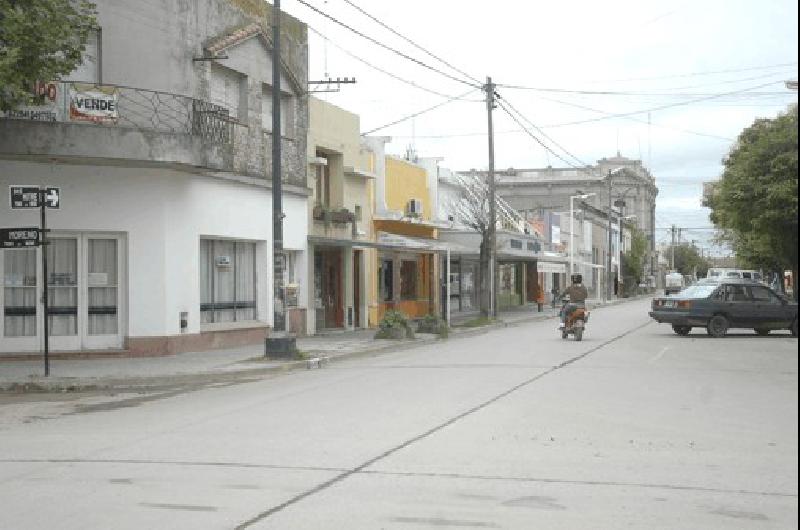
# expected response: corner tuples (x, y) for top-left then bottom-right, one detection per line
(0, 81), (300, 183)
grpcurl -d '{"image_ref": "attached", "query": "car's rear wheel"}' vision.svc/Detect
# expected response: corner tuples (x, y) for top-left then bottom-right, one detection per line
(707, 315), (729, 338)
(755, 328), (770, 336)
(672, 325), (691, 336)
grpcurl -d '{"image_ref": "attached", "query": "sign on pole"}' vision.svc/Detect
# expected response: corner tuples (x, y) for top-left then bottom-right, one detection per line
(0, 227), (40, 249)
(9, 185), (60, 209)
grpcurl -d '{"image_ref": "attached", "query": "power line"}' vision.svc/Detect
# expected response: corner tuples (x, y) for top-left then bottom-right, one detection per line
(495, 78), (789, 97)
(495, 94), (590, 167)
(338, 0), (482, 86)
(541, 81), (786, 128)
(533, 93), (735, 141)
(362, 88), (480, 135)
(294, 0), (481, 89)
(307, 26), (478, 100)
(580, 62), (798, 84)
(495, 98), (591, 173)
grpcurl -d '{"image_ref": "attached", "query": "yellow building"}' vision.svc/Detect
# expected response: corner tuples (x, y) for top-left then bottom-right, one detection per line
(366, 152), (443, 324)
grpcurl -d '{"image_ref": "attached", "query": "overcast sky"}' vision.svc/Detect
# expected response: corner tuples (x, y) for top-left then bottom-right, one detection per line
(281, 0), (799, 256)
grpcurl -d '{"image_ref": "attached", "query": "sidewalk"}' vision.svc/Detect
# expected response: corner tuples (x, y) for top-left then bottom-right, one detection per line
(0, 295), (649, 393)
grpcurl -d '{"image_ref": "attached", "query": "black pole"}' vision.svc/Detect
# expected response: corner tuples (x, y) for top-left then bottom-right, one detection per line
(272, 0), (284, 332)
(40, 189), (49, 376)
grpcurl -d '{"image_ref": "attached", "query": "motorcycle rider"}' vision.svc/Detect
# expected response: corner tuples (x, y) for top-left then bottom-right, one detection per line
(558, 273), (588, 329)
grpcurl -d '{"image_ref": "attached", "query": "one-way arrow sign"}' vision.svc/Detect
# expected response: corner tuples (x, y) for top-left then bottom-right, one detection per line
(8, 186), (60, 209)
(44, 187), (60, 209)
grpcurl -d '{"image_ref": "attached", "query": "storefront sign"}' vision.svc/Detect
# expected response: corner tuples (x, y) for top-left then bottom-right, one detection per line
(537, 262), (567, 274)
(1, 227), (39, 249)
(69, 83), (119, 123)
(2, 81), (62, 122)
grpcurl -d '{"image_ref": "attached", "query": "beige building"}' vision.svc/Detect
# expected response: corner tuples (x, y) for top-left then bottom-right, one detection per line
(304, 98), (375, 334)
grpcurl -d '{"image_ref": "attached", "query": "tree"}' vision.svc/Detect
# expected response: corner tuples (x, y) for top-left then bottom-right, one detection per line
(664, 243), (709, 278)
(448, 176), (493, 317)
(708, 105), (798, 298)
(622, 226), (648, 285)
(0, 0), (97, 111)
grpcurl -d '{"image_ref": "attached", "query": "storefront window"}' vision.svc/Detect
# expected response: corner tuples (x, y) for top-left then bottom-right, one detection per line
(200, 239), (256, 324)
(3, 249), (37, 337)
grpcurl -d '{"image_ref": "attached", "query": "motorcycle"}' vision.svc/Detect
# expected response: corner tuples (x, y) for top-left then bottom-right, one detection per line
(559, 297), (589, 341)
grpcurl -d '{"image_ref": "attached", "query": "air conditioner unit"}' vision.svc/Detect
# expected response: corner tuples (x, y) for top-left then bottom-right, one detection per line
(406, 198), (423, 216)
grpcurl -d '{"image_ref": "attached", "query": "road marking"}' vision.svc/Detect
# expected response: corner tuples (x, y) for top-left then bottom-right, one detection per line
(649, 346), (670, 363)
(235, 320), (654, 529)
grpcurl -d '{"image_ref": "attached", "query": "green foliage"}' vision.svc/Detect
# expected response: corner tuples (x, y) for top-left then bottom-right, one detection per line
(664, 243), (709, 277)
(416, 313), (448, 338)
(375, 310), (415, 340)
(622, 227), (648, 283)
(0, 0), (97, 111)
(708, 105), (798, 287)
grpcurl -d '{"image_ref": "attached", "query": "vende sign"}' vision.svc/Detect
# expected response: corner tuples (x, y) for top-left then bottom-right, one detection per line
(69, 83), (118, 123)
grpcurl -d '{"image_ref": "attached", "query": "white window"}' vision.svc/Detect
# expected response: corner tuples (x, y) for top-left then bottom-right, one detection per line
(261, 84), (293, 137)
(200, 239), (257, 324)
(3, 249), (37, 337)
(210, 63), (246, 121)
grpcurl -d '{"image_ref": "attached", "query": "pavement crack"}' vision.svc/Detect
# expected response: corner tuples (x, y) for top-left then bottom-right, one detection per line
(235, 320), (655, 528)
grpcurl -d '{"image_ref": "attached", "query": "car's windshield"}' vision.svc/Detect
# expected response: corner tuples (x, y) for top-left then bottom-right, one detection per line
(677, 284), (718, 298)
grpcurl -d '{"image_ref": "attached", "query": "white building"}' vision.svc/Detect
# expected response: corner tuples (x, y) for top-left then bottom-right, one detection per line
(0, 0), (310, 355)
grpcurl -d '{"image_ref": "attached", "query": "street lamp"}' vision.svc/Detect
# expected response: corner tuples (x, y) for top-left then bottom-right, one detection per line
(570, 193), (595, 276)
(605, 168), (625, 300)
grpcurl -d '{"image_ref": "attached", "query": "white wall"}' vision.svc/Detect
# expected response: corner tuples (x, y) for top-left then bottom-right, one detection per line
(1, 161), (308, 340)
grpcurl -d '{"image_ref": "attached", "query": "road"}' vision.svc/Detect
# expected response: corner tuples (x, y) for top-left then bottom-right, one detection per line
(0, 299), (797, 529)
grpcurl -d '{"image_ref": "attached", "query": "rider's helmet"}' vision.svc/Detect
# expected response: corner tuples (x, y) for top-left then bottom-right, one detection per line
(571, 273), (582, 284)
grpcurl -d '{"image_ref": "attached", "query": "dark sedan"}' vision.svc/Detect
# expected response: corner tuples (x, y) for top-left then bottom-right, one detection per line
(649, 280), (798, 337)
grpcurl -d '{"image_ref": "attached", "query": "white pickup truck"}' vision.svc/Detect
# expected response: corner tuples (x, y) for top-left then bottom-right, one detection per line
(664, 272), (685, 295)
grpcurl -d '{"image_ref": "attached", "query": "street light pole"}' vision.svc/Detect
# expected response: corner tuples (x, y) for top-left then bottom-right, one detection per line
(569, 193), (595, 277)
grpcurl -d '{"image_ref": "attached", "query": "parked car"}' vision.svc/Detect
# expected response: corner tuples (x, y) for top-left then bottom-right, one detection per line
(649, 279), (798, 337)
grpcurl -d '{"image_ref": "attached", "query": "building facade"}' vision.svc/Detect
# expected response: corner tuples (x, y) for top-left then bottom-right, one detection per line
(306, 97), (374, 334)
(0, 0), (310, 354)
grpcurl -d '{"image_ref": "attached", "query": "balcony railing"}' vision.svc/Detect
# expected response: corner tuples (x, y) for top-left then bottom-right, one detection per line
(1, 81), (236, 144)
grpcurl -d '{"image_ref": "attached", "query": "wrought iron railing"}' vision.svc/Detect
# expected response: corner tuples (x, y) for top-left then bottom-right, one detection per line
(1, 81), (236, 144)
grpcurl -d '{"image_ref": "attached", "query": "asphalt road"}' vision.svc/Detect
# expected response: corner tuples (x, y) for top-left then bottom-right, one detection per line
(1, 299), (797, 529)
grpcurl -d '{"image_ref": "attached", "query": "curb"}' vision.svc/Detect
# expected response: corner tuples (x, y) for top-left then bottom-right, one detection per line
(0, 296), (651, 394)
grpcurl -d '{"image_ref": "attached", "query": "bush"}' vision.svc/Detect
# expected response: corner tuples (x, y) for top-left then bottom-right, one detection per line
(375, 310), (415, 339)
(416, 313), (449, 338)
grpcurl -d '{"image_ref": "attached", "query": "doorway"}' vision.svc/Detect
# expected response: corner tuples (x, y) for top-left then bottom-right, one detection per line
(314, 248), (343, 330)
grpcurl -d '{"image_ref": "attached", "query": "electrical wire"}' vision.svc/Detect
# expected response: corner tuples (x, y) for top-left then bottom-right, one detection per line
(307, 27), (480, 100)
(580, 62), (798, 84)
(495, 98), (592, 174)
(495, 94), (590, 167)
(362, 88), (481, 135)
(338, 0), (482, 86)
(294, 0), (482, 89)
(541, 80), (786, 128)
(533, 93), (735, 141)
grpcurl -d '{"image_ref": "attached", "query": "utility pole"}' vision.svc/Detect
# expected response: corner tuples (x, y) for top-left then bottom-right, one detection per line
(606, 171), (613, 300)
(485, 76), (497, 318)
(265, 0), (295, 356)
(670, 225), (676, 270)
(40, 190), (50, 377)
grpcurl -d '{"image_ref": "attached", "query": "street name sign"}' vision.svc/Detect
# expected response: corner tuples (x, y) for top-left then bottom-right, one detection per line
(9, 186), (60, 209)
(1, 227), (40, 249)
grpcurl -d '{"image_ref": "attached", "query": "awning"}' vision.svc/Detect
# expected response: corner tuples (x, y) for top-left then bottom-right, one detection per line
(309, 233), (457, 253)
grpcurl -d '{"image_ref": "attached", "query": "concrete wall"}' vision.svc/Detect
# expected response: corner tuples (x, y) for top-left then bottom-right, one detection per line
(0, 160), (307, 352)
